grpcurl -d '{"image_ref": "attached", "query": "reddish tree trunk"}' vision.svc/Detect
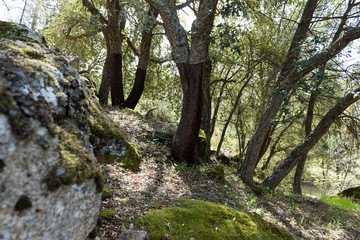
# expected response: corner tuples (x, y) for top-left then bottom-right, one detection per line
(98, 53), (110, 105)
(172, 63), (203, 164)
(123, 69), (146, 109)
(110, 53), (124, 106)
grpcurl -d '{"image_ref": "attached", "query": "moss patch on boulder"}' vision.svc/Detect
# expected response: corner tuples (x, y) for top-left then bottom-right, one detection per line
(42, 126), (103, 193)
(135, 199), (294, 240)
(88, 112), (142, 172)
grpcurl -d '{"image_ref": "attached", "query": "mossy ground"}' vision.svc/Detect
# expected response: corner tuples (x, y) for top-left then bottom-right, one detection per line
(136, 199), (294, 240)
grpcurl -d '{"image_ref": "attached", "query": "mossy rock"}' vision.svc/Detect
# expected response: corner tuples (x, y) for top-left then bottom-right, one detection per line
(102, 187), (113, 200)
(197, 129), (207, 163)
(100, 209), (116, 221)
(135, 199), (295, 240)
(42, 126), (104, 193)
(117, 142), (142, 172)
(208, 165), (225, 180)
(0, 21), (46, 44)
(338, 186), (360, 199)
(87, 107), (142, 172)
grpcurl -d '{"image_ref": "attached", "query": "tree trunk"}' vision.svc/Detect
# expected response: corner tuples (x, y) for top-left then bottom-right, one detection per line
(172, 63), (203, 164)
(293, 90), (317, 194)
(241, 0), (319, 184)
(110, 53), (124, 106)
(262, 88), (360, 189)
(123, 9), (158, 109)
(261, 122), (293, 170)
(216, 73), (252, 157)
(201, 58), (212, 161)
(123, 69), (146, 109)
(19, 0), (27, 24)
(98, 53), (111, 105)
(210, 81), (226, 139)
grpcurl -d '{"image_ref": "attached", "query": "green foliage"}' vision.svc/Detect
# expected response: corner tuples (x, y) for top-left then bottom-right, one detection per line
(321, 196), (360, 212)
(100, 209), (116, 220)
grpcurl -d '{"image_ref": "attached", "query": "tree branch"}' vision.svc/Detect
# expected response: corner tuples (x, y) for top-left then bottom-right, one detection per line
(176, 0), (193, 10)
(82, 0), (107, 25)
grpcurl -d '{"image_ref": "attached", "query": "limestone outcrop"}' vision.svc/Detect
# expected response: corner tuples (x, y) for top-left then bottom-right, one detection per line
(0, 21), (139, 239)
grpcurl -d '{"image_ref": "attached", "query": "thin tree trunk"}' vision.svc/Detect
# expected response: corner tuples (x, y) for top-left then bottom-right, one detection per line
(262, 88), (360, 189)
(19, 0), (27, 24)
(210, 81), (226, 139)
(261, 122), (293, 170)
(110, 53), (125, 106)
(172, 63), (203, 164)
(293, 91), (317, 194)
(98, 53), (111, 105)
(216, 73), (252, 157)
(123, 9), (158, 109)
(201, 58), (212, 161)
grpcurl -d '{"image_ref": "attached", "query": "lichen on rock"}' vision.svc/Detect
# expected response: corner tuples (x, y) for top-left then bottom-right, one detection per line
(0, 21), (106, 240)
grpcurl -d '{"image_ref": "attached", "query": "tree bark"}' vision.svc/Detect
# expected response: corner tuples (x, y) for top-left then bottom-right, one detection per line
(98, 53), (111, 105)
(172, 63), (203, 164)
(82, 0), (126, 107)
(110, 53), (125, 106)
(123, 9), (158, 109)
(146, 0), (218, 164)
(262, 88), (360, 189)
(293, 90), (317, 194)
(210, 81), (226, 139)
(201, 58), (212, 161)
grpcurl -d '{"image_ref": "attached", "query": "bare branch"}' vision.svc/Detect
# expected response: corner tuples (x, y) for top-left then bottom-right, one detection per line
(64, 26), (101, 40)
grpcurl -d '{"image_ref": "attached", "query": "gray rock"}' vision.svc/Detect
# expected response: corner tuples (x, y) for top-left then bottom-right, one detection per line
(0, 22), (102, 239)
(118, 230), (149, 240)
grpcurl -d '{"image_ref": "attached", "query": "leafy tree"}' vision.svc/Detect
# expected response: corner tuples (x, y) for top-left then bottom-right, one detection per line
(240, 0), (360, 186)
(145, 0), (218, 164)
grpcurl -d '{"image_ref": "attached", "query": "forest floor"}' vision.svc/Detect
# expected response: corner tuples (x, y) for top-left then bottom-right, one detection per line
(95, 107), (360, 240)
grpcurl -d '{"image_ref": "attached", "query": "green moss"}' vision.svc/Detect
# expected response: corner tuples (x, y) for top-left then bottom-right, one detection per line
(135, 199), (294, 240)
(53, 55), (69, 64)
(14, 195), (32, 211)
(0, 21), (45, 44)
(102, 187), (113, 200)
(136, 199), (294, 240)
(197, 129), (208, 163)
(208, 165), (225, 180)
(87, 108), (142, 172)
(100, 209), (116, 220)
(117, 143), (142, 172)
(42, 126), (103, 193)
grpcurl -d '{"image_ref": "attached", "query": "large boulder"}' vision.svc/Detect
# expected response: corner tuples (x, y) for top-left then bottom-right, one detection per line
(0, 21), (139, 239)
